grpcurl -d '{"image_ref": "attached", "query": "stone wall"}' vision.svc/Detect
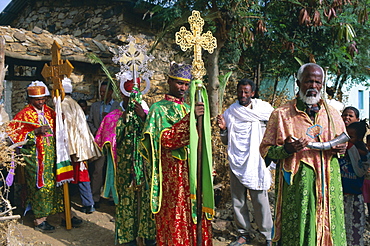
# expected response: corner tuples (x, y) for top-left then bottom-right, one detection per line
(4, 0), (191, 115)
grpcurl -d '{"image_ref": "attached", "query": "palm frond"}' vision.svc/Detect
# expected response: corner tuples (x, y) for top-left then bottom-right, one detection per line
(86, 53), (120, 99)
(218, 71), (232, 114)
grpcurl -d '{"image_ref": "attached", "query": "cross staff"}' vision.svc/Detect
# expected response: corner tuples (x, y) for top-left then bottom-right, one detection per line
(41, 40), (74, 230)
(176, 10), (217, 81)
(175, 10), (216, 246)
(41, 41), (74, 100)
(112, 35), (154, 96)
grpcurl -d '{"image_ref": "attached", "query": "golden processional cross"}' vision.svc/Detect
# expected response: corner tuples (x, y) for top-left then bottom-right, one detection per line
(41, 40), (74, 230)
(41, 41), (74, 100)
(175, 10), (217, 246)
(175, 10), (217, 80)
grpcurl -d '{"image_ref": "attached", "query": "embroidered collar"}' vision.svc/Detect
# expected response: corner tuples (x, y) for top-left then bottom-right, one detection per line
(31, 105), (44, 114)
(165, 94), (184, 104)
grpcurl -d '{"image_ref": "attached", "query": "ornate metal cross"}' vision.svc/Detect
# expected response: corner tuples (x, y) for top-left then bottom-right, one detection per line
(41, 41), (74, 99)
(111, 35), (154, 96)
(175, 10), (217, 80)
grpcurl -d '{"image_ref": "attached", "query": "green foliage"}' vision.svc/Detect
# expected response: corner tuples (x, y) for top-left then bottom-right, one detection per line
(137, 0), (370, 96)
(85, 52), (121, 100)
(218, 71), (232, 114)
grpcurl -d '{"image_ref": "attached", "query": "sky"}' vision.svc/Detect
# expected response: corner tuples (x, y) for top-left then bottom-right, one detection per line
(0, 0), (12, 13)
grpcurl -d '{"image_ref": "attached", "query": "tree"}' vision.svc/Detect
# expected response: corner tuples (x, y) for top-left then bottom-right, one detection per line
(138, 0), (370, 115)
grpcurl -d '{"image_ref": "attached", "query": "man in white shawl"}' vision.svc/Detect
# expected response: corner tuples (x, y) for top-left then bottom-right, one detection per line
(217, 78), (274, 246)
(61, 77), (102, 214)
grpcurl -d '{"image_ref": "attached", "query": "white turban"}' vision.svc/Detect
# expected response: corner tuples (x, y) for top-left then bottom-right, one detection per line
(62, 77), (73, 93)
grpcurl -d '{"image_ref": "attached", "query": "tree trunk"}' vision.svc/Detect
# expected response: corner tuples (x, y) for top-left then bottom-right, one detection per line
(337, 74), (348, 102)
(206, 47), (221, 118)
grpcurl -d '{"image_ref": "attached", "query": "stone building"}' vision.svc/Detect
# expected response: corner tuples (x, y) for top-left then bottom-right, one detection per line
(0, 0), (188, 117)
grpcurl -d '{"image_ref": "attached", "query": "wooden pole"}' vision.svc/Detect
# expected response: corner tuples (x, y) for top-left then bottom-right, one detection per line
(196, 89), (203, 246)
(63, 182), (72, 230)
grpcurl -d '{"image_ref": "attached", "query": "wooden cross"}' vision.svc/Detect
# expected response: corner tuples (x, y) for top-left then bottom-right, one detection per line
(175, 10), (217, 80)
(41, 41), (74, 99)
(41, 40), (74, 230)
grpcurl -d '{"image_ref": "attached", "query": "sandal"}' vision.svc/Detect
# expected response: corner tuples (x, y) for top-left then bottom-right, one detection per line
(61, 216), (83, 228)
(34, 221), (55, 233)
(229, 235), (253, 246)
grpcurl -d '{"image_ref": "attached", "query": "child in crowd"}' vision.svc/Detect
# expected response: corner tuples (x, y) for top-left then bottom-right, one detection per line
(362, 134), (370, 221)
(340, 120), (369, 246)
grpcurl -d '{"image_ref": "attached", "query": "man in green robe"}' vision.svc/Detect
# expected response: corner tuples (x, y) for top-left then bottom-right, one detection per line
(95, 74), (155, 245)
(260, 63), (347, 246)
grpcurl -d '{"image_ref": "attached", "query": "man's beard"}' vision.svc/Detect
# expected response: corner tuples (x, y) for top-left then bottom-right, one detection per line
(299, 89), (321, 105)
(238, 97), (251, 106)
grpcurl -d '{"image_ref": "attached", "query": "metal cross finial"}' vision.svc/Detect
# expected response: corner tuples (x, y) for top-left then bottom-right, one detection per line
(41, 41), (74, 100)
(175, 10), (217, 80)
(111, 35), (154, 96)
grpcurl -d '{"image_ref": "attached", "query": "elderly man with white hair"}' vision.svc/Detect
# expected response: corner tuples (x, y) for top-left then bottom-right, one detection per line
(260, 63), (347, 246)
(61, 77), (101, 214)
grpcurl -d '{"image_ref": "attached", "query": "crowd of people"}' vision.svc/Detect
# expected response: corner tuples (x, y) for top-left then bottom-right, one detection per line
(6, 62), (370, 246)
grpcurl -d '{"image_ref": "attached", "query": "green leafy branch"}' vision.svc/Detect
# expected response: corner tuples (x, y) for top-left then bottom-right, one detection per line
(86, 52), (121, 99)
(218, 71), (232, 114)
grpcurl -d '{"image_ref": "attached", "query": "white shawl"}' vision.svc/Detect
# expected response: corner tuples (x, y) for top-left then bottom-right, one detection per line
(223, 99), (273, 190)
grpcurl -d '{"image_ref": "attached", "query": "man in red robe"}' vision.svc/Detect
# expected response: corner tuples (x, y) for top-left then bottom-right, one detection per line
(140, 62), (212, 246)
(8, 83), (63, 232)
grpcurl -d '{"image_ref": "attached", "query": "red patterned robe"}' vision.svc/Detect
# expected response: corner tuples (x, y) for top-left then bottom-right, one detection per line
(141, 95), (212, 246)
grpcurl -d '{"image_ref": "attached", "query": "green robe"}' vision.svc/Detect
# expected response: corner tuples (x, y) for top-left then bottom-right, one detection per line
(115, 105), (156, 244)
(22, 130), (64, 218)
(9, 105), (64, 219)
(261, 98), (346, 246)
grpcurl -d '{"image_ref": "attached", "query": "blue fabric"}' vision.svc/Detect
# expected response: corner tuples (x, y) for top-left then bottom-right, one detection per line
(100, 99), (114, 121)
(78, 181), (94, 206)
(339, 157), (364, 195)
(283, 169), (292, 185)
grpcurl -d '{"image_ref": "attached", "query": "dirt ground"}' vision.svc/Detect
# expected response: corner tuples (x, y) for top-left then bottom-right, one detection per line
(9, 193), (241, 246)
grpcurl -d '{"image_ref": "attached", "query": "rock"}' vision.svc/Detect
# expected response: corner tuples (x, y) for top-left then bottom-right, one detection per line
(38, 7), (49, 13)
(3, 35), (14, 42)
(27, 46), (40, 52)
(13, 32), (27, 42)
(74, 29), (82, 37)
(58, 13), (66, 19)
(32, 26), (43, 34)
(26, 35), (37, 44)
(63, 19), (73, 27)
(92, 17), (102, 24)
(92, 39), (106, 51)
(73, 46), (84, 53)
(10, 43), (27, 52)
(73, 14), (84, 23)
(53, 37), (64, 45)
(102, 9), (114, 19)
(94, 34), (106, 41)
(61, 48), (74, 56)
(212, 219), (232, 234)
(70, 10), (79, 16)
(26, 51), (37, 56)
